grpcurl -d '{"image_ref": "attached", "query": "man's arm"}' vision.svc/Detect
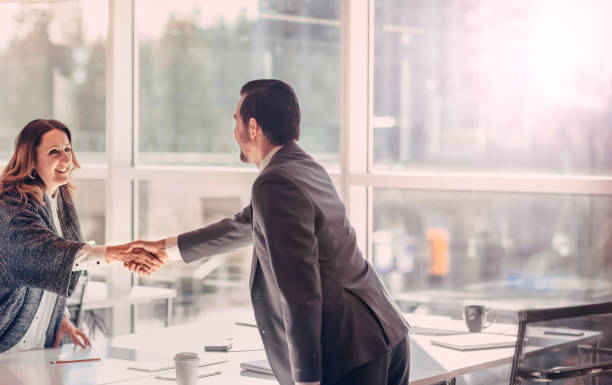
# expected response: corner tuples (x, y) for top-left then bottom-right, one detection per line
(253, 175), (323, 384)
(129, 205), (253, 270)
(178, 204), (253, 263)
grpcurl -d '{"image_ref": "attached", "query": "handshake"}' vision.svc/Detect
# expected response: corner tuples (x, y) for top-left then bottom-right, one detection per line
(105, 239), (168, 276)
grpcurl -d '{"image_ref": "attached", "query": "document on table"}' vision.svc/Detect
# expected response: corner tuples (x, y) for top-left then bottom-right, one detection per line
(240, 359), (274, 376)
(127, 361), (174, 372)
(431, 333), (517, 351)
(68, 358), (155, 384)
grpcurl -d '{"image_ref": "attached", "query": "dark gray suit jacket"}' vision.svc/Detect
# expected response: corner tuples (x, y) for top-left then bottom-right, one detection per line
(177, 142), (409, 384)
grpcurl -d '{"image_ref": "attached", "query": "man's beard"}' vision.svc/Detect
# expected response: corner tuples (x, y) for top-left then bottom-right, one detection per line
(239, 150), (248, 163)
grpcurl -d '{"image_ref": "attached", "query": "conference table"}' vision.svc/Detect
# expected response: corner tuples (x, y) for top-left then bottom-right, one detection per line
(0, 309), (601, 385)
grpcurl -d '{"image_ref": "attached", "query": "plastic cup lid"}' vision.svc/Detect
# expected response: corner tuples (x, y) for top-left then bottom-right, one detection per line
(174, 352), (199, 361)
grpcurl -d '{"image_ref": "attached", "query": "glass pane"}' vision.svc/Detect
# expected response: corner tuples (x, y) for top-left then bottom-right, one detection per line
(372, 188), (612, 313)
(373, 0), (612, 174)
(73, 178), (106, 278)
(137, 0), (341, 169)
(0, 1), (107, 163)
(137, 180), (252, 329)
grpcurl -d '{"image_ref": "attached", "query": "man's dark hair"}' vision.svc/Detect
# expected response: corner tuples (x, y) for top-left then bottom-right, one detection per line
(240, 79), (300, 145)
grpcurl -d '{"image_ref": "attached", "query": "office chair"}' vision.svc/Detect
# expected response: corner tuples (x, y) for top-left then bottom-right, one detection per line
(509, 301), (612, 384)
(66, 272), (111, 337)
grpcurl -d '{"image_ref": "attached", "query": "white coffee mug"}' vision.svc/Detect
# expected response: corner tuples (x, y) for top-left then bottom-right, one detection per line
(174, 352), (199, 385)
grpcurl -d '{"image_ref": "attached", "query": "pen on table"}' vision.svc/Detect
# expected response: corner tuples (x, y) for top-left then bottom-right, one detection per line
(50, 358), (101, 364)
(234, 322), (258, 328)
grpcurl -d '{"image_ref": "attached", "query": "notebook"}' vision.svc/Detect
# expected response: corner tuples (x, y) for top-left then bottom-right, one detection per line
(431, 333), (517, 351)
(240, 359), (274, 376)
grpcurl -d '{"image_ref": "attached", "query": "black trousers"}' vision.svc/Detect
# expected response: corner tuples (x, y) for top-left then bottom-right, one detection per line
(331, 336), (410, 385)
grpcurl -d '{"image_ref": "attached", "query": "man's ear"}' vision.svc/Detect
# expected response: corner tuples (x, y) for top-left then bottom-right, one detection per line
(249, 118), (258, 138)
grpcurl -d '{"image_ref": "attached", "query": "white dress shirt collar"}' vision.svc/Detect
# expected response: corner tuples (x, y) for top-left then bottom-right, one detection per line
(258, 145), (283, 172)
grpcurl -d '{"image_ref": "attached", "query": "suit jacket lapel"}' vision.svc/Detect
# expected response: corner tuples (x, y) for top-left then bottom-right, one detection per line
(248, 204), (258, 289)
(249, 251), (259, 290)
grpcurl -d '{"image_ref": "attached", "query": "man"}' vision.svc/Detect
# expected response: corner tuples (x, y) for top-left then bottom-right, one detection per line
(131, 80), (410, 385)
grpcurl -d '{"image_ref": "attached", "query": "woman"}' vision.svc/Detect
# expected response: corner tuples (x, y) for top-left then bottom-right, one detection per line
(0, 119), (161, 354)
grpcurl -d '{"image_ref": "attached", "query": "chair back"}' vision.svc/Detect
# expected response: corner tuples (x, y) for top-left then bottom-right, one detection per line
(509, 301), (612, 384)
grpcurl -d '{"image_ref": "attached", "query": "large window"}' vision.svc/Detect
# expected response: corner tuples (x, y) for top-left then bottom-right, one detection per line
(0, 1), (107, 163)
(137, 0), (341, 169)
(373, 0), (612, 174)
(368, 0), (612, 327)
(131, 0), (342, 330)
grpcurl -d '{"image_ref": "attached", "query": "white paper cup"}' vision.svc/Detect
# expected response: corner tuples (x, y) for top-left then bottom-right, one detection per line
(174, 352), (199, 385)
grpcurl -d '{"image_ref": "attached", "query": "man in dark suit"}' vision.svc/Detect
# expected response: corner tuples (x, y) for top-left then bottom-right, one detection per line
(131, 79), (410, 385)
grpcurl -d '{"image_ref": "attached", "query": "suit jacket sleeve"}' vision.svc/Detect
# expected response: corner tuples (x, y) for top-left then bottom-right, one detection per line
(177, 204), (253, 263)
(4, 209), (84, 296)
(252, 174), (323, 383)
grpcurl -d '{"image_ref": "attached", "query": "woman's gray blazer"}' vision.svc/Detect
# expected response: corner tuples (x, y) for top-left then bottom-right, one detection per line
(0, 186), (85, 352)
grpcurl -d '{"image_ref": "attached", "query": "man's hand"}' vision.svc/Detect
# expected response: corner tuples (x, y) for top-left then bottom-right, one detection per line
(123, 239), (168, 275)
(130, 239), (168, 260)
(54, 316), (91, 348)
(106, 243), (164, 276)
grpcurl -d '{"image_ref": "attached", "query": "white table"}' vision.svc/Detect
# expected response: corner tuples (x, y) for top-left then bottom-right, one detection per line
(0, 310), (601, 385)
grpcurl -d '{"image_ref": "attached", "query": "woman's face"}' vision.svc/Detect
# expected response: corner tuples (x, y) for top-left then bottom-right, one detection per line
(35, 129), (73, 196)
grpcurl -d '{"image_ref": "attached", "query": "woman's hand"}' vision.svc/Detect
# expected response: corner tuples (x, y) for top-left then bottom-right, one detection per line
(53, 316), (91, 349)
(105, 243), (164, 275)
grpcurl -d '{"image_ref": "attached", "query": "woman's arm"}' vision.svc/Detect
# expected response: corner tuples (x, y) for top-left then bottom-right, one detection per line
(2, 205), (163, 295)
(6, 209), (83, 296)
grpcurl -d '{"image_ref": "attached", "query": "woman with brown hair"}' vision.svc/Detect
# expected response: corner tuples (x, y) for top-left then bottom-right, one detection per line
(0, 119), (163, 353)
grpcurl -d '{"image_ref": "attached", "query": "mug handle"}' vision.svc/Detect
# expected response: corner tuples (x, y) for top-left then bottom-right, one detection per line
(483, 309), (496, 329)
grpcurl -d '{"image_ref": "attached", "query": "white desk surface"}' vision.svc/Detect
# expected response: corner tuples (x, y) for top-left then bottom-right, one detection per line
(0, 310), (600, 385)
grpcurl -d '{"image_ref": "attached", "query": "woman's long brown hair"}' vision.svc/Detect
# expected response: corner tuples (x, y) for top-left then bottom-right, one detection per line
(0, 119), (80, 205)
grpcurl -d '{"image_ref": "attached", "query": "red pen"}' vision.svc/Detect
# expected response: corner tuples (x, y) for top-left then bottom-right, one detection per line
(50, 358), (101, 364)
